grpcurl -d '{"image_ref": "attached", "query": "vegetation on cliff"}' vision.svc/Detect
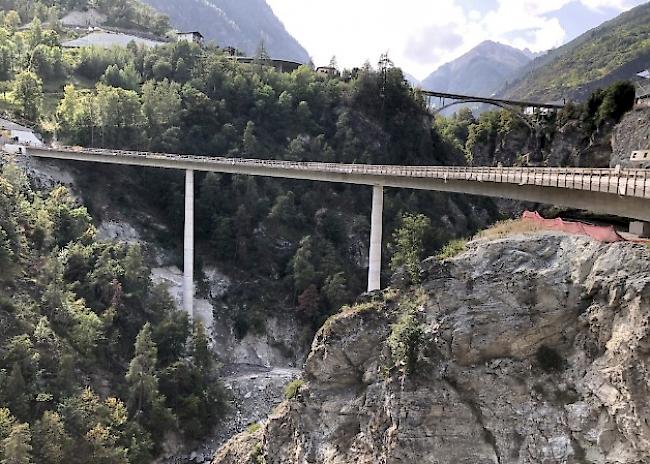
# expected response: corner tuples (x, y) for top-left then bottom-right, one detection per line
(0, 164), (225, 462)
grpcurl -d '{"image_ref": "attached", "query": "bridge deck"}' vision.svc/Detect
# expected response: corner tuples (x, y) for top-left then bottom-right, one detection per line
(4, 145), (648, 222)
(22, 146), (650, 199)
(419, 90), (565, 109)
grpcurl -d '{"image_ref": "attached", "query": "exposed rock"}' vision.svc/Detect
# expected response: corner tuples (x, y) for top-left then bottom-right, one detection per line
(97, 220), (142, 242)
(212, 313), (309, 368)
(151, 265), (218, 329)
(611, 107), (650, 167)
(547, 119), (613, 167)
(213, 232), (650, 464)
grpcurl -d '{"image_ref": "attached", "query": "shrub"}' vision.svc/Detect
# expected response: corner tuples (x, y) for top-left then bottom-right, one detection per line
(246, 422), (262, 434)
(251, 443), (265, 464)
(436, 239), (467, 260)
(596, 81), (636, 124)
(474, 220), (543, 241)
(283, 379), (304, 400)
(387, 307), (425, 375)
(389, 213), (432, 283)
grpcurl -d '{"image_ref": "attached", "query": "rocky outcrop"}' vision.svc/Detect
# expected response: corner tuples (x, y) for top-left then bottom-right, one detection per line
(611, 107), (650, 167)
(547, 120), (613, 168)
(213, 232), (650, 464)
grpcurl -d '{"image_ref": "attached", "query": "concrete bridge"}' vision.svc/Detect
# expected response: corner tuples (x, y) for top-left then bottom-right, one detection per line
(11, 145), (650, 319)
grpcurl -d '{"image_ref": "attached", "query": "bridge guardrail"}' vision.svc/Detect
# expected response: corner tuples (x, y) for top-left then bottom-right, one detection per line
(24, 146), (650, 200)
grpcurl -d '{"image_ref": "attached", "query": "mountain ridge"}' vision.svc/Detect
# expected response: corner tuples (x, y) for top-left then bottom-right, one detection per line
(421, 40), (532, 96)
(140, 0), (310, 62)
(500, 1), (650, 101)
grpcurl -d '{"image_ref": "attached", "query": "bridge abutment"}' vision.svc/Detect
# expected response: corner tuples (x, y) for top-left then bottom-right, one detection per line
(368, 185), (384, 292)
(184, 169), (194, 319)
(630, 221), (650, 238)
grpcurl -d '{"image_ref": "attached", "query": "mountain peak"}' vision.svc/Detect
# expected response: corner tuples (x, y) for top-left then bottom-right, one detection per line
(140, 0), (309, 62)
(421, 41), (532, 96)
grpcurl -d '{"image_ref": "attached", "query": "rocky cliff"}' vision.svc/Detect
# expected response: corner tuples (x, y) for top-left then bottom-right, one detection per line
(213, 232), (650, 464)
(611, 107), (650, 167)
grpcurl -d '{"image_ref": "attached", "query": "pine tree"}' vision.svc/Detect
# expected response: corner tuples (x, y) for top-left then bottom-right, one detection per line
(242, 121), (258, 155)
(191, 321), (211, 376)
(32, 412), (68, 464)
(2, 423), (32, 464)
(126, 324), (174, 438)
(5, 364), (28, 420)
(126, 323), (159, 416)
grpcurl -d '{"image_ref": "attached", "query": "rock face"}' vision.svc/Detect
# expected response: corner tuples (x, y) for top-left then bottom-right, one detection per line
(213, 233), (650, 464)
(611, 107), (650, 167)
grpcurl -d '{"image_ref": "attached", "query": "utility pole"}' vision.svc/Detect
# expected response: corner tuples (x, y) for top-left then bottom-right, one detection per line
(378, 52), (393, 100)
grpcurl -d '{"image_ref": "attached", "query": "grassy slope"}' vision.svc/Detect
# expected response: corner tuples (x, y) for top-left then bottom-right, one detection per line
(501, 1), (650, 101)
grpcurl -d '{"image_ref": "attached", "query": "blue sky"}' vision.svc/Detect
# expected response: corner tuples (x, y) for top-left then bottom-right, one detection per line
(266, 0), (648, 80)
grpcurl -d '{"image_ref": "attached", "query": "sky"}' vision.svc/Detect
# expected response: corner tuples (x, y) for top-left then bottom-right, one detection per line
(265, 0), (648, 80)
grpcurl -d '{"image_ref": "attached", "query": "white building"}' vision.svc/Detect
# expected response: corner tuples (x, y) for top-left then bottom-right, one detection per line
(176, 31), (204, 46)
(0, 117), (43, 154)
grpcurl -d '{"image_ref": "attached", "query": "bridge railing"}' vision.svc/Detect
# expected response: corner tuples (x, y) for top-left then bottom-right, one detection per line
(27, 146), (650, 199)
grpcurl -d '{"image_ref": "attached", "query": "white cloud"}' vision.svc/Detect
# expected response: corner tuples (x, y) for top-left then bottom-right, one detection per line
(266, 0), (642, 80)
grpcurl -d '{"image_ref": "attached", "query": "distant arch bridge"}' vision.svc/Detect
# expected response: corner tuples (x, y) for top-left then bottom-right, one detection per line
(420, 89), (566, 125)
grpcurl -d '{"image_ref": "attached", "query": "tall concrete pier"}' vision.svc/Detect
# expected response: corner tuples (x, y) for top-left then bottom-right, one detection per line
(184, 169), (194, 318)
(367, 185), (384, 292)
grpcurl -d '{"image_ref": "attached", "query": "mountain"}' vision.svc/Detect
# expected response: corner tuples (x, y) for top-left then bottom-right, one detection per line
(403, 72), (421, 87)
(501, 1), (650, 101)
(421, 41), (532, 96)
(140, 0), (310, 62)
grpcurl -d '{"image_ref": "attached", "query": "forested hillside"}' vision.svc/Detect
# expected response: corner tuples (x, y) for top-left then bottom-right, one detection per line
(140, 0), (310, 62)
(0, 163), (224, 463)
(0, 0), (170, 33)
(501, 1), (650, 101)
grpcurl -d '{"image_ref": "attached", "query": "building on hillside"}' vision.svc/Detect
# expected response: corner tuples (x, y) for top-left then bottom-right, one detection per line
(230, 56), (303, 73)
(635, 70), (650, 106)
(0, 117), (43, 153)
(316, 66), (340, 78)
(177, 31), (204, 46)
(224, 46), (244, 57)
(61, 8), (107, 28)
(62, 30), (167, 49)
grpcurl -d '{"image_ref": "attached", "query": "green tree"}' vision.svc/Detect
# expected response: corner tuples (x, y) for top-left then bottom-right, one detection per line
(126, 323), (173, 435)
(5, 364), (28, 420)
(12, 71), (42, 121)
(389, 213), (432, 283)
(596, 81), (636, 124)
(3, 12), (20, 32)
(291, 236), (317, 293)
(191, 321), (211, 376)
(2, 423), (31, 464)
(32, 412), (68, 464)
(126, 323), (158, 415)
(242, 120), (258, 154)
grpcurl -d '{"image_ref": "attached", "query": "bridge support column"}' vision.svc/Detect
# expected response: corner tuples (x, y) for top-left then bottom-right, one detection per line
(183, 169), (194, 319)
(630, 221), (650, 238)
(368, 185), (384, 292)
